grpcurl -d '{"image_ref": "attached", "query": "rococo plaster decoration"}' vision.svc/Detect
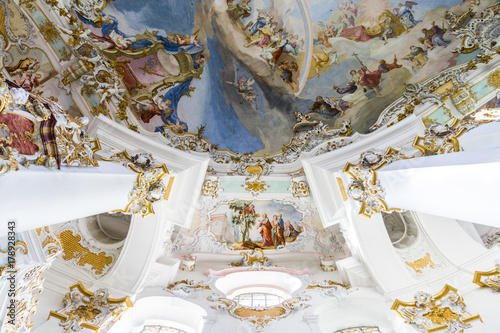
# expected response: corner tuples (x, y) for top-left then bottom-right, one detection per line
(2, 226), (62, 333)
(344, 115), (499, 217)
(102, 150), (171, 217)
(473, 259), (500, 292)
(208, 292), (311, 333)
(49, 282), (133, 333)
(0, 75), (99, 174)
(392, 285), (482, 333)
(51, 217), (124, 278)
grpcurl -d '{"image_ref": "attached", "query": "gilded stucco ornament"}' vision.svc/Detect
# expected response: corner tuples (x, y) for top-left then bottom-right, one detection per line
(158, 112), (352, 174)
(483, 231), (500, 248)
(2, 263), (53, 333)
(412, 118), (481, 155)
(0, 75), (14, 114)
(306, 279), (350, 298)
(288, 179), (310, 198)
(231, 248), (271, 268)
(446, 3), (500, 55)
(202, 177), (223, 198)
(347, 115), (499, 218)
(103, 151), (170, 217)
(180, 254), (197, 271)
(473, 259), (500, 292)
(0, 147), (22, 176)
(165, 279), (211, 298)
(49, 282), (132, 333)
(56, 115), (100, 167)
(243, 178), (269, 196)
(2, 227), (62, 333)
(371, 65), (477, 130)
(343, 148), (412, 217)
(208, 293), (311, 332)
(392, 285), (482, 333)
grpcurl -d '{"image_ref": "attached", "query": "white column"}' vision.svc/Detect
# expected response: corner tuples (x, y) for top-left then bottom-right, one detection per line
(377, 146), (500, 226)
(0, 161), (136, 235)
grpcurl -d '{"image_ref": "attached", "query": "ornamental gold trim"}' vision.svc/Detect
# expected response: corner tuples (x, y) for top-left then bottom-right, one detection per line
(49, 281), (132, 333)
(208, 293), (310, 332)
(405, 253), (436, 274)
(391, 284), (482, 333)
(343, 148), (411, 218)
(0, 75), (14, 114)
(231, 248), (271, 267)
(473, 260), (500, 292)
(57, 230), (113, 275)
(103, 151), (170, 217)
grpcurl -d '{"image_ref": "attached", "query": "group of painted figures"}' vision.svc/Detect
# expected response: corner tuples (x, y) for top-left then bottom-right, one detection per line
(72, 10), (206, 134)
(257, 213), (302, 247)
(228, 0), (301, 86)
(308, 1), (452, 120)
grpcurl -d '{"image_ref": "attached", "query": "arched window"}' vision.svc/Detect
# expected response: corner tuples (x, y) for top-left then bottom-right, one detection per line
(334, 327), (381, 333)
(233, 292), (285, 308)
(139, 326), (187, 333)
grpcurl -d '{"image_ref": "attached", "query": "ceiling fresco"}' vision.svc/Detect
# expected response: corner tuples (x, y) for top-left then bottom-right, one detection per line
(64, 0), (491, 156)
(170, 196), (350, 256)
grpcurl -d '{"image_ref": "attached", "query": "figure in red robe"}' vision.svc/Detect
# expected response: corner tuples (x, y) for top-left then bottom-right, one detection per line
(358, 66), (383, 96)
(258, 213), (274, 246)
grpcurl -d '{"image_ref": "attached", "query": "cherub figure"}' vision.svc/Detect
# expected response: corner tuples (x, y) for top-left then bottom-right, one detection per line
(226, 75), (258, 109)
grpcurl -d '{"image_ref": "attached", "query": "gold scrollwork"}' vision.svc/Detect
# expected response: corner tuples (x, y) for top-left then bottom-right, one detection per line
(58, 230), (113, 275)
(405, 253), (436, 274)
(288, 180), (310, 198)
(473, 260), (500, 292)
(231, 248), (271, 267)
(392, 285), (482, 333)
(49, 281), (133, 332)
(202, 178), (223, 198)
(243, 179), (269, 196)
(343, 148), (412, 217)
(103, 151), (169, 217)
(487, 69), (500, 89)
(0, 75), (14, 114)
(208, 293), (310, 332)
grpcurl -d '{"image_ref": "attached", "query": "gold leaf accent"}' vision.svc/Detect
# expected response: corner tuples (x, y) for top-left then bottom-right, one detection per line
(405, 253), (435, 274)
(58, 230), (113, 275)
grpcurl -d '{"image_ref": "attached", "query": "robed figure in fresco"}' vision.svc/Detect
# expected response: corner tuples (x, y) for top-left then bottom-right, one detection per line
(258, 213), (274, 247)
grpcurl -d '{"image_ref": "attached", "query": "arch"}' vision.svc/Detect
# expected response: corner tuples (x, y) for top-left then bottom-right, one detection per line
(108, 296), (207, 333)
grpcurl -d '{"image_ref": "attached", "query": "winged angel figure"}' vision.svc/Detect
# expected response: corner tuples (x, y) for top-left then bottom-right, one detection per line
(226, 75), (258, 110)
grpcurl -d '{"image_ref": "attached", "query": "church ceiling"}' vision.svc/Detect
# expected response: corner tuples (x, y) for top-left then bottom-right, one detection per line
(1, 0), (499, 176)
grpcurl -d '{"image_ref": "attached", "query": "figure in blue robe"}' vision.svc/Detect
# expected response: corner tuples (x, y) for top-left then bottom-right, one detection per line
(154, 79), (192, 134)
(76, 12), (204, 55)
(395, 2), (421, 29)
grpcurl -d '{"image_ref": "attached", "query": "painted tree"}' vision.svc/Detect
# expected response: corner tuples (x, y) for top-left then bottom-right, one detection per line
(229, 200), (259, 243)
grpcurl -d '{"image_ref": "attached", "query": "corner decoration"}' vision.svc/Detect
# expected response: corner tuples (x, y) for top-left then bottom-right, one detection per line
(391, 285), (482, 333)
(103, 151), (170, 217)
(343, 148), (411, 217)
(49, 282), (133, 333)
(208, 293), (310, 333)
(473, 259), (500, 292)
